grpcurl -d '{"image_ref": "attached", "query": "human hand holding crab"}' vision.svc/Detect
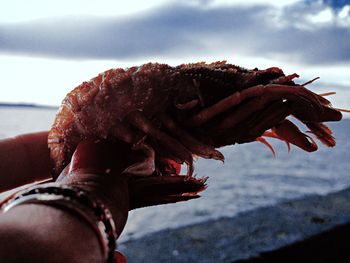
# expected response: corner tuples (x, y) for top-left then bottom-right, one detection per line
(0, 132), (203, 262)
(0, 131), (203, 208)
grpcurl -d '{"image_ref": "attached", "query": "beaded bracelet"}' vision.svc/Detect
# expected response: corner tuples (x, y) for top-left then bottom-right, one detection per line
(0, 183), (117, 263)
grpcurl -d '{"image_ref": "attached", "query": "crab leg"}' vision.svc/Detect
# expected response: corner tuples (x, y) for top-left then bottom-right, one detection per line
(292, 104), (342, 122)
(269, 73), (299, 84)
(215, 74), (327, 130)
(236, 102), (292, 144)
(158, 113), (224, 161)
(272, 119), (318, 152)
(190, 84), (329, 127)
(304, 122), (336, 147)
(234, 103), (318, 152)
(262, 130), (291, 152)
(205, 101), (290, 147)
(109, 119), (142, 144)
(232, 100), (337, 151)
(217, 96), (280, 130)
(109, 120), (158, 176)
(126, 111), (194, 176)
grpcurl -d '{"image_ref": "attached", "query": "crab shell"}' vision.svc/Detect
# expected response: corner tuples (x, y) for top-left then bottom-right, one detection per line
(48, 62), (342, 179)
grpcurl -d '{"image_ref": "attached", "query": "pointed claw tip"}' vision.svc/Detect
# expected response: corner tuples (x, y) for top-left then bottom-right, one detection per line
(304, 134), (318, 152)
(256, 137), (276, 157)
(180, 194), (201, 200)
(212, 150), (225, 163)
(201, 176), (209, 184)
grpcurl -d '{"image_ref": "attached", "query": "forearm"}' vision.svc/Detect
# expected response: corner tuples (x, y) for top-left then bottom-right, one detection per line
(0, 132), (51, 192)
(0, 138), (131, 263)
(0, 204), (103, 263)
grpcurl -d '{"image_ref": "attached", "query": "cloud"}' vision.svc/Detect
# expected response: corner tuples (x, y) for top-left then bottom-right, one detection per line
(0, 1), (349, 65)
(315, 0), (349, 9)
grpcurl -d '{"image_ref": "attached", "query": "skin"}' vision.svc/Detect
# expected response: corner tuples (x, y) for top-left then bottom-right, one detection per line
(0, 131), (203, 262)
(0, 131), (51, 193)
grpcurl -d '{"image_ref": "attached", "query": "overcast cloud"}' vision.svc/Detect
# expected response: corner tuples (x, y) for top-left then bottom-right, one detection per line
(0, 0), (349, 65)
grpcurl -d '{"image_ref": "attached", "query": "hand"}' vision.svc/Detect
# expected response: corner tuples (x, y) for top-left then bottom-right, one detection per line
(57, 139), (205, 235)
(0, 132), (205, 213)
(57, 139), (131, 235)
(58, 140), (204, 205)
(0, 133), (204, 263)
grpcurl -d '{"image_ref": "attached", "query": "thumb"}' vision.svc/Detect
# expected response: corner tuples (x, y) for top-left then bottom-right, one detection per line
(57, 139), (131, 235)
(67, 139), (130, 176)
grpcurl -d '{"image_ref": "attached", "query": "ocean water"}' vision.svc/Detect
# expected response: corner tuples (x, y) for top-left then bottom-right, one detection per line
(0, 107), (349, 241)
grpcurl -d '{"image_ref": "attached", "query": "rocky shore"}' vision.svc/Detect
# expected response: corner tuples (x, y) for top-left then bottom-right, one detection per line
(119, 187), (350, 263)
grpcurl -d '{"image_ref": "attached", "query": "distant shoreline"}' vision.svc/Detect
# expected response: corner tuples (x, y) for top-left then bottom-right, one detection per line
(0, 102), (58, 109)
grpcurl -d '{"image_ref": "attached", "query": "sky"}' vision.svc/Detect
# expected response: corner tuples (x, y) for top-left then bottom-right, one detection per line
(0, 0), (349, 110)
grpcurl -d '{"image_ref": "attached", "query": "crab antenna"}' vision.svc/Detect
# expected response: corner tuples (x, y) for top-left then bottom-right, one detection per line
(334, 108), (350, 113)
(302, 77), (320, 86)
(319, 91), (336, 97)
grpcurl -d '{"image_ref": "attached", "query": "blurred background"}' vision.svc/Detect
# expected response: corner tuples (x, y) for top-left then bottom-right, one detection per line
(1, 0), (349, 107)
(0, 0), (349, 262)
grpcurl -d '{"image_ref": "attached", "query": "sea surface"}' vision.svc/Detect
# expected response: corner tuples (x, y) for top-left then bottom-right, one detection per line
(0, 107), (349, 241)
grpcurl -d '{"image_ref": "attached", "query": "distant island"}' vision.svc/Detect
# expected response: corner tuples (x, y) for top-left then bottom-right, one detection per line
(0, 102), (58, 109)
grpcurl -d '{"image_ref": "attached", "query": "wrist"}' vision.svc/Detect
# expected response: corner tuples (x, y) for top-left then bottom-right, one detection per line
(58, 172), (129, 236)
(1, 182), (122, 263)
(55, 139), (131, 235)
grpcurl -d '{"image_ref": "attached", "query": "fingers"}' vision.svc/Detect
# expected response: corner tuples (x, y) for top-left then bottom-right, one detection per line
(129, 176), (206, 210)
(0, 131), (51, 193)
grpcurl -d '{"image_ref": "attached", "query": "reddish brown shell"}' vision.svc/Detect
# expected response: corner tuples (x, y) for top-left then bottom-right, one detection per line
(48, 62), (342, 177)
